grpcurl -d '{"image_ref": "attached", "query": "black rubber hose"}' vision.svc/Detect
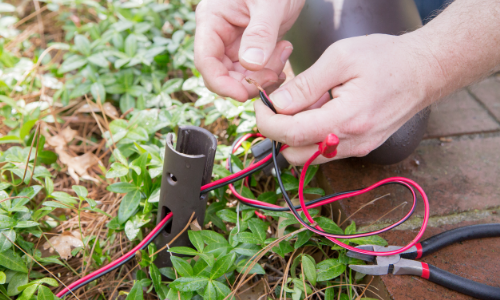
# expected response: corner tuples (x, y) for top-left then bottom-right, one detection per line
(419, 223), (500, 257)
(427, 264), (500, 300)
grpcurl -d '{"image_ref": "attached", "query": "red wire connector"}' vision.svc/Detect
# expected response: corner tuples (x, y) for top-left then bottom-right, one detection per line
(318, 133), (340, 158)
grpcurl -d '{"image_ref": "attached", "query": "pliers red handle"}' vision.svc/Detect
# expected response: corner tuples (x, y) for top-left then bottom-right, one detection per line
(347, 224), (500, 300)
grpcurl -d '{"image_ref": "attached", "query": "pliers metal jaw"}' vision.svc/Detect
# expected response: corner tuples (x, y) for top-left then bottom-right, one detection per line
(346, 224), (500, 300)
(347, 245), (424, 277)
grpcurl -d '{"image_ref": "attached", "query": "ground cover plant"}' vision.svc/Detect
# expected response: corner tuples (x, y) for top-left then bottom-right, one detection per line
(0, 0), (386, 299)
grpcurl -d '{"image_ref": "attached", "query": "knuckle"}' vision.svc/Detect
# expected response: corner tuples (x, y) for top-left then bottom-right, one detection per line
(293, 74), (314, 100)
(245, 22), (275, 41)
(341, 117), (372, 136)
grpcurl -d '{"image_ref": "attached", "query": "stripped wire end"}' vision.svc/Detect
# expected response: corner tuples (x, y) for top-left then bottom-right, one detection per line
(245, 77), (264, 93)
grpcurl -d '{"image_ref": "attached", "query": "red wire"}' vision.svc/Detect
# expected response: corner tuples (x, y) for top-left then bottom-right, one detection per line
(56, 213), (173, 298)
(296, 150), (429, 256)
(58, 132), (429, 296)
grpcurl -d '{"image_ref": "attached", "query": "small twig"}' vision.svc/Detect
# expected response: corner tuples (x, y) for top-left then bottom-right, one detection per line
(339, 193), (391, 226)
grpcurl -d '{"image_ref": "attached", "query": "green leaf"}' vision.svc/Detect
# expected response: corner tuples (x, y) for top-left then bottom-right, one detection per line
(200, 231), (228, 245)
(7, 273), (28, 296)
(295, 230), (313, 249)
(0, 271), (5, 284)
(125, 220), (140, 240)
(125, 281), (144, 300)
(212, 281), (231, 299)
(88, 53), (109, 68)
(199, 253), (215, 267)
(118, 190), (141, 224)
(125, 35), (138, 57)
(0, 250), (27, 273)
(17, 283), (36, 300)
(303, 187), (325, 196)
(279, 173), (299, 191)
(203, 281), (217, 300)
(74, 35), (91, 56)
(45, 177), (54, 195)
(38, 150), (58, 165)
(168, 247), (198, 256)
(51, 191), (77, 205)
(193, 259), (209, 276)
(210, 253), (236, 279)
(0, 136), (22, 144)
(169, 277), (209, 292)
(107, 182), (138, 193)
(303, 165), (319, 186)
(236, 259), (265, 275)
(316, 217), (344, 235)
(113, 148), (128, 166)
(234, 232), (259, 245)
(59, 56), (87, 73)
(349, 235), (388, 246)
(37, 286), (58, 300)
(150, 264), (168, 300)
(72, 185), (88, 198)
(257, 191), (278, 204)
(15, 221), (39, 228)
(171, 256), (193, 277)
(20, 120), (37, 140)
(302, 255), (317, 285)
(247, 218), (268, 243)
(0, 229), (16, 252)
(188, 230), (204, 253)
(316, 258), (346, 281)
(345, 222), (356, 235)
(106, 162), (129, 178)
(216, 209), (236, 223)
(272, 240), (294, 258)
(90, 82), (106, 102)
(233, 243), (260, 257)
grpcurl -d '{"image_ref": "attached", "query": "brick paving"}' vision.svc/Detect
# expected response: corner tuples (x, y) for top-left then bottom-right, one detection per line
(319, 75), (500, 299)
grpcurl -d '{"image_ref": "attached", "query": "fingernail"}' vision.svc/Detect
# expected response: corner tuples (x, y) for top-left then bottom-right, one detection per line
(278, 72), (286, 80)
(280, 46), (293, 64)
(242, 48), (265, 65)
(270, 89), (293, 110)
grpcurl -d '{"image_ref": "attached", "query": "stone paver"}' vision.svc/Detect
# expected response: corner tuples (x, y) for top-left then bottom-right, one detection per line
(319, 76), (500, 299)
(377, 216), (500, 300)
(468, 76), (500, 122)
(424, 89), (500, 138)
(320, 134), (500, 226)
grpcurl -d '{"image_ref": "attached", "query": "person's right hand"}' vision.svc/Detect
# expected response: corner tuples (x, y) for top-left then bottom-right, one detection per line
(194, 0), (305, 102)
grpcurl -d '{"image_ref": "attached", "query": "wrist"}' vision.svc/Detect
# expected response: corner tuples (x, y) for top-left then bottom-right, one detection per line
(400, 30), (452, 108)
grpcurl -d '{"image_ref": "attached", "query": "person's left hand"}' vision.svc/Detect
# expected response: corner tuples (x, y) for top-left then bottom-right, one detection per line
(255, 33), (440, 165)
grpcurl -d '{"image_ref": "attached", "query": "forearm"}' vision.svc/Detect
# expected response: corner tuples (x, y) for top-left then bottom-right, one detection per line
(409, 0), (500, 104)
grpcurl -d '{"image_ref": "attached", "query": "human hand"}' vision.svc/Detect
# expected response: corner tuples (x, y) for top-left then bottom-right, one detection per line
(194, 0), (305, 102)
(255, 33), (441, 165)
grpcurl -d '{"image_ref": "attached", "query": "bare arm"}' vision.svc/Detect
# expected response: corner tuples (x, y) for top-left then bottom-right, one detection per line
(415, 0), (500, 103)
(256, 0), (500, 165)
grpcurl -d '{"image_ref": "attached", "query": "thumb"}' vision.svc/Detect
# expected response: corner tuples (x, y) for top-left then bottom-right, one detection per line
(269, 46), (350, 114)
(239, 2), (285, 70)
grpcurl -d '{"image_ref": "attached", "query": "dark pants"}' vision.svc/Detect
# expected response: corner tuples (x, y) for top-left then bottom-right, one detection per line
(414, 0), (451, 23)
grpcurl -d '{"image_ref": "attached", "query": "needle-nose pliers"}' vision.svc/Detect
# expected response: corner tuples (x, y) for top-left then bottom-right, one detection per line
(347, 223), (500, 300)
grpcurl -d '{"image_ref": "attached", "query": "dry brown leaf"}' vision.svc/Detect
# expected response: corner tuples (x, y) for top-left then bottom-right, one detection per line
(41, 123), (101, 183)
(190, 219), (202, 231)
(43, 231), (84, 260)
(43, 126), (77, 148)
(58, 151), (100, 183)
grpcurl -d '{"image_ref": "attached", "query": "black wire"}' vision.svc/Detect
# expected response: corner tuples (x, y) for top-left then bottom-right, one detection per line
(261, 91), (417, 237)
(59, 217), (173, 298)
